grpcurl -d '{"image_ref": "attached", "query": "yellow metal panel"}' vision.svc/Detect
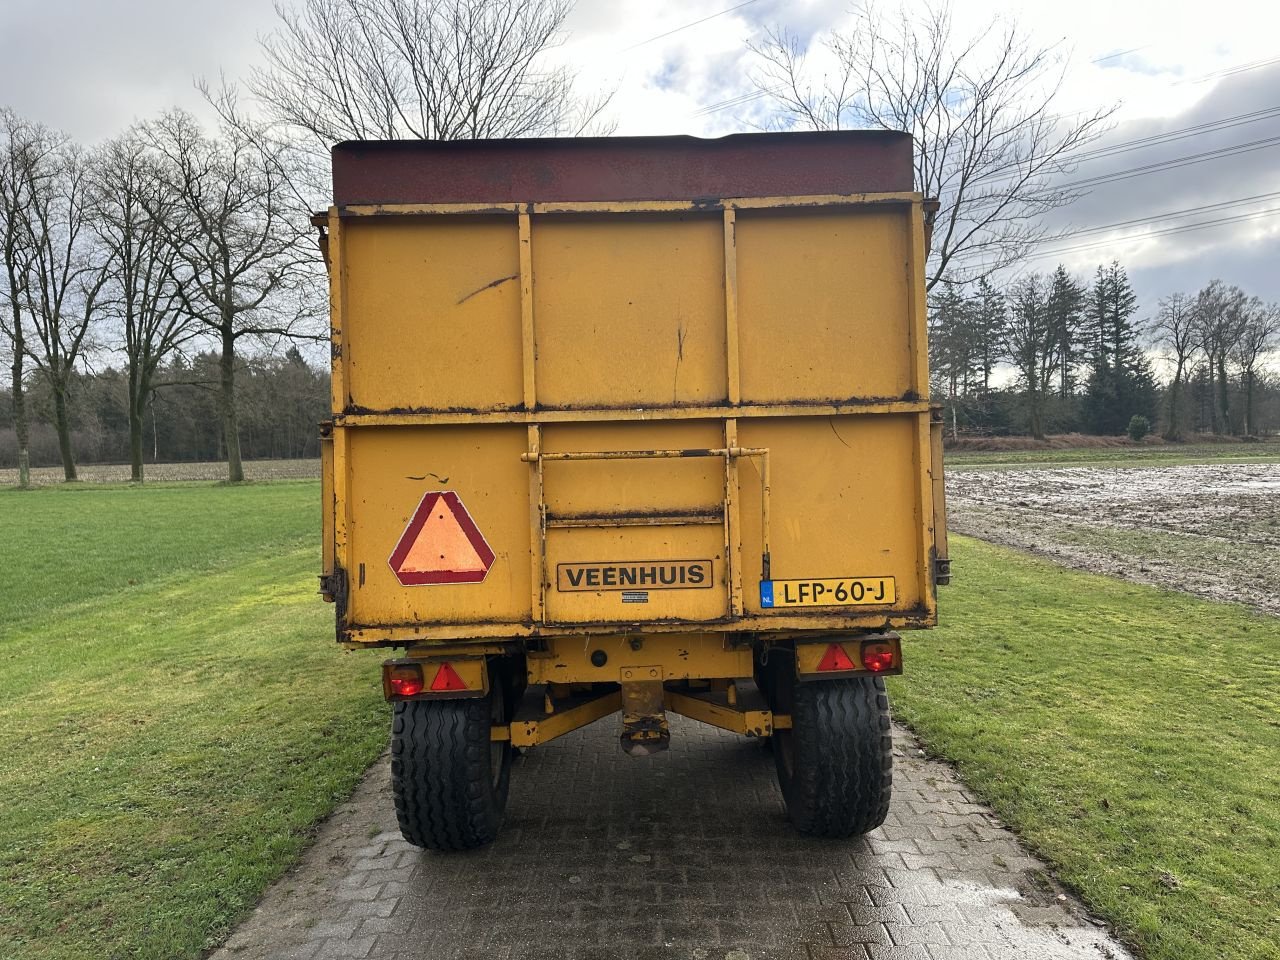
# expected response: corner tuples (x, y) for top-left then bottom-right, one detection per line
(544, 527), (727, 622)
(531, 215), (728, 408)
(736, 415), (926, 615)
(327, 191), (938, 643)
(540, 421), (725, 517)
(342, 217), (523, 411)
(526, 634), (752, 684)
(736, 208), (913, 403)
(344, 425), (531, 625)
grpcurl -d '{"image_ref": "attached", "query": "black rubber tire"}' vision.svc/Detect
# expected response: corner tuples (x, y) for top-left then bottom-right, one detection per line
(390, 685), (511, 851)
(772, 669), (893, 838)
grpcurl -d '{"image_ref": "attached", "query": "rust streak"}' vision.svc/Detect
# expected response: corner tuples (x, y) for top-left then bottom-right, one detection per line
(457, 274), (518, 305)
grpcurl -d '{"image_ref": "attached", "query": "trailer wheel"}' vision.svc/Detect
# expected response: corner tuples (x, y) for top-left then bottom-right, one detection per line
(772, 669), (892, 838)
(390, 683), (511, 851)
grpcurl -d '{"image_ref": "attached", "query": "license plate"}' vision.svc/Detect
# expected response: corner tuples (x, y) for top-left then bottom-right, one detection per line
(760, 577), (896, 608)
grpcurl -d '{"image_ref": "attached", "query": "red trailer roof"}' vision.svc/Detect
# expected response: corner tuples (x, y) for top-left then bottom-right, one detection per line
(331, 131), (915, 205)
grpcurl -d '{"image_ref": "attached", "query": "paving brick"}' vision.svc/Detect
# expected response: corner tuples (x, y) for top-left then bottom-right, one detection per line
(210, 721), (1133, 960)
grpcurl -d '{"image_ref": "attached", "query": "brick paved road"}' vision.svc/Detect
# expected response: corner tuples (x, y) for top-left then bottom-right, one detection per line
(212, 717), (1133, 960)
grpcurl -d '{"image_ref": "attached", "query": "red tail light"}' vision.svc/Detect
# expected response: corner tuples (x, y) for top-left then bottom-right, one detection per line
(861, 641), (896, 673)
(430, 662), (468, 692)
(386, 663), (425, 698)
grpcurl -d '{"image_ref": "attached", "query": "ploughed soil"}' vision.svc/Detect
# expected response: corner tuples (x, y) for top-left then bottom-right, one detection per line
(945, 432), (1163, 452)
(946, 462), (1280, 616)
(0, 458), (321, 485)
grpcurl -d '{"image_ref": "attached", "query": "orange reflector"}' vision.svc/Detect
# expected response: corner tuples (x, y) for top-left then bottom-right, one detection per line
(861, 642), (896, 673)
(430, 662), (468, 692)
(816, 643), (857, 672)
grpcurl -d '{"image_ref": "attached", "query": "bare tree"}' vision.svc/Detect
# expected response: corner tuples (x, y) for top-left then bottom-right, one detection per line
(90, 129), (194, 482)
(1193, 280), (1247, 435)
(248, 0), (612, 156)
(750, 2), (1113, 289)
(15, 137), (110, 481)
(1003, 273), (1057, 440)
(1150, 292), (1197, 441)
(144, 110), (317, 483)
(0, 108), (47, 488)
(1232, 300), (1279, 437)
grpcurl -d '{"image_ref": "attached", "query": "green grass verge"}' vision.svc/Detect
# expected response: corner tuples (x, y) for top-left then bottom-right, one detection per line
(945, 442), (1280, 469)
(890, 536), (1280, 960)
(0, 483), (387, 960)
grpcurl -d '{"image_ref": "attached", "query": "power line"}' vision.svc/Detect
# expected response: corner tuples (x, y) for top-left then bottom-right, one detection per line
(624, 0), (760, 52)
(965, 104), (1280, 188)
(1029, 206), (1280, 260)
(1059, 134), (1280, 190)
(950, 190), (1280, 265)
(1091, 46), (1147, 65)
(691, 87), (775, 118)
(1058, 191), (1280, 239)
(1068, 105), (1280, 164)
(1184, 53), (1280, 84)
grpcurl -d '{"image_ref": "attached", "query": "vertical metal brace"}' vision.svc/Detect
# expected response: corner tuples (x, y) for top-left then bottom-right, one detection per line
(723, 207), (744, 615)
(327, 212), (352, 618)
(518, 208), (545, 621)
(907, 198), (936, 610)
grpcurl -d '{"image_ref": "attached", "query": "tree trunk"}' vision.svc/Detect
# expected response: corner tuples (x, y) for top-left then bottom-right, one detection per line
(52, 379), (77, 482)
(10, 342), (31, 489)
(219, 325), (245, 483)
(1216, 354), (1232, 435)
(1244, 370), (1255, 436)
(128, 367), (146, 483)
(1028, 382), (1045, 441)
(1162, 361), (1185, 442)
(129, 403), (145, 482)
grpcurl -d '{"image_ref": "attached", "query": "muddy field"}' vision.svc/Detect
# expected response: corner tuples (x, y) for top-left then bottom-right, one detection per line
(0, 458), (321, 486)
(947, 462), (1280, 615)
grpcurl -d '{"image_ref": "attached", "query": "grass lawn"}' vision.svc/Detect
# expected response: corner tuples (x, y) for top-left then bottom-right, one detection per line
(891, 536), (1280, 960)
(945, 441), (1280, 470)
(0, 482), (387, 960)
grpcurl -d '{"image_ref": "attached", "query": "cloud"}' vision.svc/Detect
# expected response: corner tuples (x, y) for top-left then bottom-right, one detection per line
(1031, 61), (1280, 304)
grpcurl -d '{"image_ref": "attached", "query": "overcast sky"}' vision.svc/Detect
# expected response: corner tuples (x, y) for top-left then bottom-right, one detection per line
(2, 0), (1278, 314)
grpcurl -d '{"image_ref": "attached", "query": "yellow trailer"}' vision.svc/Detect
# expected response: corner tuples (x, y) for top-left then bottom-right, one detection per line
(315, 132), (949, 850)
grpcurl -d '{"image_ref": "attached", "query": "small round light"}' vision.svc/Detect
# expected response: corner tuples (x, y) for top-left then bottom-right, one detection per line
(387, 664), (425, 698)
(861, 642), (896, 673)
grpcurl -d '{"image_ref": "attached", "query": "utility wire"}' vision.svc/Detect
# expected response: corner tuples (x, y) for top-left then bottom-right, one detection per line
(1059, 134), (1280, 189)
(1029, 207), (1280, 260)
(1091, 46), (1147, 64)
(1056, 191), (1280, 239)
(624, 0), (760, 51)
(692, 87), (775, 117)
(965, 104), (1280, 187)
(1184, 53), (1280, 84)
(1065, 105), (1280, 164)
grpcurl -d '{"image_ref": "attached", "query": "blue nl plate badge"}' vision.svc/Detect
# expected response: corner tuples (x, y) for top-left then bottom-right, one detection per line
(759, 580), (775, 608)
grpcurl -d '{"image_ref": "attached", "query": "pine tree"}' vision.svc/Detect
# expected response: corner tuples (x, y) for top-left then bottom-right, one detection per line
(1045, 265), (1086, 398)
(1082, 261), (1155, 434)
(928, 285), (976, 437)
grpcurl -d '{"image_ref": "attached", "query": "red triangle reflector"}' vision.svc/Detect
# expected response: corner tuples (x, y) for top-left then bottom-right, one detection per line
(429, 662), (467, 691)
(817, 643), (857, 672)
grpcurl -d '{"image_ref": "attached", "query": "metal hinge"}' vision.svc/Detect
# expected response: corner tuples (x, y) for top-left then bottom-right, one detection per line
(934, 558), (952, 586)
